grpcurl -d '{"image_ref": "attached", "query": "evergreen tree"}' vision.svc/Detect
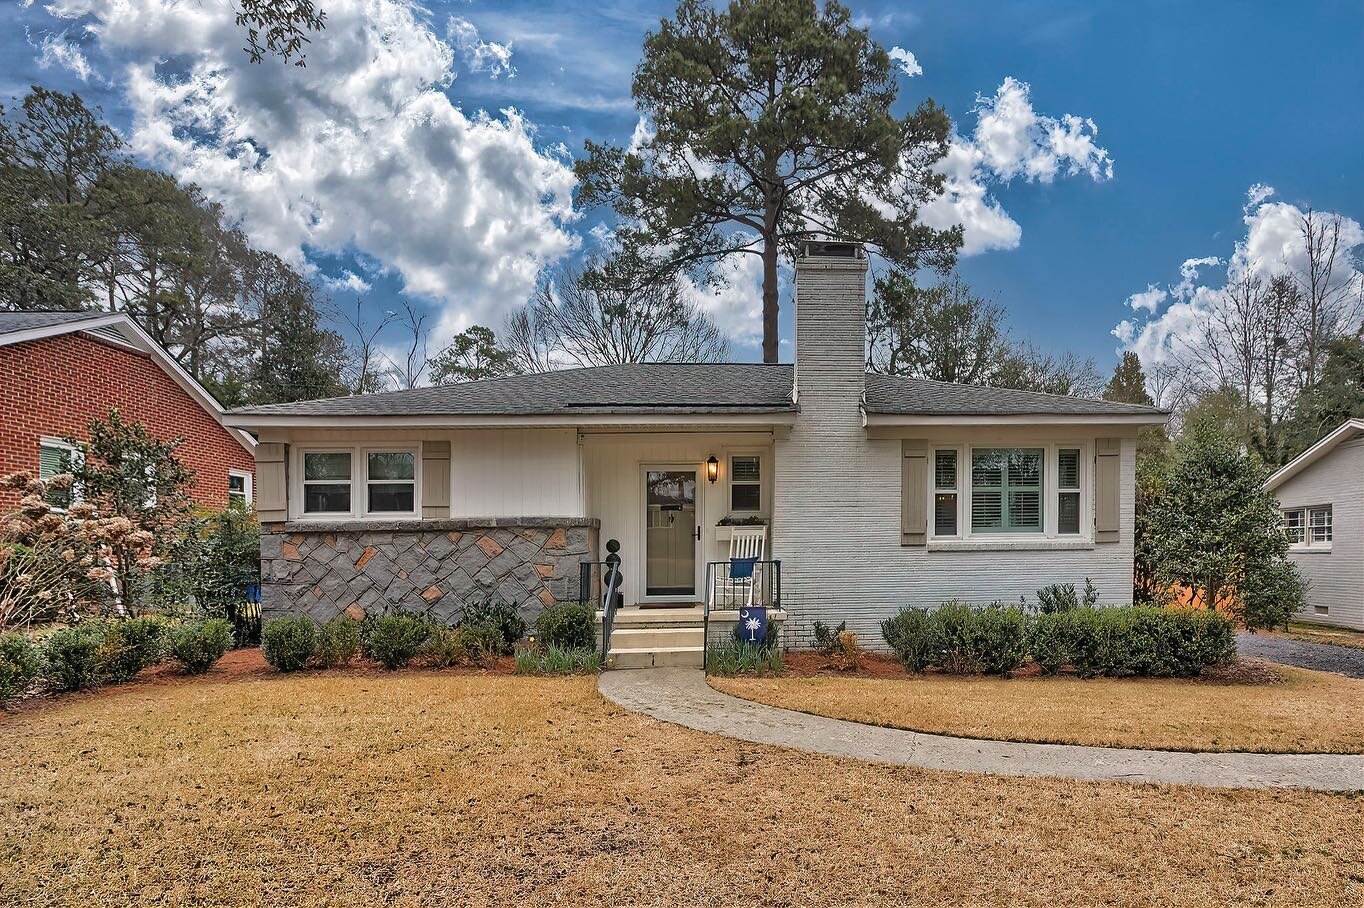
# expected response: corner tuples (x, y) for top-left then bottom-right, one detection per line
(248, 254), (349, 403)
(429, 326), (520, 384)
(575, 0), (960, 362)
(1103, 352), (1154, 406)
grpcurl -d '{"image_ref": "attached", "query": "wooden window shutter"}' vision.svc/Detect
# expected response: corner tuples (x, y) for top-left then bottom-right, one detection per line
(901, 440), (928, 546)
(1094, 438), (1120, 543)
(421, 441), (451, 519)
(255, 443), (287, 524)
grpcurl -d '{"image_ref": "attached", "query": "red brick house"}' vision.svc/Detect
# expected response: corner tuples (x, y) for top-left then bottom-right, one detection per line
(0, 311), (255, 512)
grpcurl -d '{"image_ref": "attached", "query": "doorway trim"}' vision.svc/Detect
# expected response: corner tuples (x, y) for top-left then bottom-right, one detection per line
(638, 462), (703, 605)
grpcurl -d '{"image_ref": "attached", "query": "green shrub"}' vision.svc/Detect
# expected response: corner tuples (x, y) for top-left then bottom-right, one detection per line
(98, 616), (167, 682)
(934, 601), (1027, 676)
(459, 588), (525, 654)
(261, 616), (317, 672)
(42, 624), (108, 691)
(533, 601), (596, 650)
(314, 618), (359, 669)
(1240, 559), (1306, 631)
(0, 633), (41, 702)
(1036, 583), (1079, 614)
(811, 620), (847, 655)
(170, 619), (232, 674)
(880, 607), (939, 672)
(458, 620), (506, 663)
(1029, 611), (1076, 675)
(363, 613), (431, 670)
(515, 645), (602, 675)
(705, 640), (782, 676)
(1057, 607), (1235, 679)
(421, 625), (469, 668)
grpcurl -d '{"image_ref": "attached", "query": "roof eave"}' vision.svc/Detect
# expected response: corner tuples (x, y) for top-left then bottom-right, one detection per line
(223, 411), (799, 430)
(864, 411), (1171, 427)
(1265, 418), (1364, 491)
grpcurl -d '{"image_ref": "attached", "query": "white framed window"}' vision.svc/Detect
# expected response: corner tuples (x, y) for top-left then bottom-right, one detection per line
(927, 442), (1093, 542)
(1284, 506), (1331, 549)
(39, 437), (81, 510)
(1057, 448), (1082, 535)
(728, 454), (762, 513)
(227, 470), (253, 509)
(297, 446), (420, 519)
(302, 451), (354, 515)
(933, 449), (959, 536)
(971, 448), (1043, 534)
(365, 451), (416, 514)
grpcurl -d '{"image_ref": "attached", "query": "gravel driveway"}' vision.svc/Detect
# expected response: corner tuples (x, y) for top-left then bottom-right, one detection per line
(1237, 632), (1364, 679)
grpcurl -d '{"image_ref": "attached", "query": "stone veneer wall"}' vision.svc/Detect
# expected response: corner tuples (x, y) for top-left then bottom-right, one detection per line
(260, 518), (599, 625)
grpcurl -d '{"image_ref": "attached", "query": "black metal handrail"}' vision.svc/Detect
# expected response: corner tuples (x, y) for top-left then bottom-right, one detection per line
(578, 538), (623, 658)
(702, 559), (781, 671)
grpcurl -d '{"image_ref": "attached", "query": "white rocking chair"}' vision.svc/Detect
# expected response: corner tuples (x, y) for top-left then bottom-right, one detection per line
(710, 525), (766, 609)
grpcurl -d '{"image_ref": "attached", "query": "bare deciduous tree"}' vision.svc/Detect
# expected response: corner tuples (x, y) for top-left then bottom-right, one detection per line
(339, 298), (395, 394)
(505, 257), (729, 371)
(1294, 209), (1361, 388)
(390, 300), (429, 390)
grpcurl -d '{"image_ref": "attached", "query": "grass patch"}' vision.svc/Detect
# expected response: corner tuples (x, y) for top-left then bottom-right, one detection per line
(1274, 621), (1364, 651)
(712, 663), (1364, 753)
(1, 661), (1363, 904)
(514, 645), (601, 675)
(705, 640), (783, 676)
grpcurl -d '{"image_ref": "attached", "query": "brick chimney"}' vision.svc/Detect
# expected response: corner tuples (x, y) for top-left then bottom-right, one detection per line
(792, 240), (869, 416)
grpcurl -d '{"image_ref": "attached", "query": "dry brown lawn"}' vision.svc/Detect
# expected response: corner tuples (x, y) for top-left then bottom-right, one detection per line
(2, 660), (1363, 907)
(713, 664), (1364, 754)
(1275, 621), (1364, 651)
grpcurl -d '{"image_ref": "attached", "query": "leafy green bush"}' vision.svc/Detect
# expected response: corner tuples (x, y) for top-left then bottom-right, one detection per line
(1029, 610), (1077, 675)
(1240, 559), (1306, 631)
(459, 588), (525, 654)
(42, 624), (108, 691)
(705, 640), (782, 676)
(533, 601), (596, 650)
(261, 616), (317, 672)
(0, 633), (41, 702)
(812, 620), (847, 655)
(1036, 583), (1079, 614)
(515, 645), (601, 675)
(98, 616), (167, 682)
(363, 613), (431, 670)
(934, 601), (1027, 675)
(421, 625), (469, 668)
(314, 618), (359, 669)
(880, 607), (940, 672)
(169, 619), (232, 674)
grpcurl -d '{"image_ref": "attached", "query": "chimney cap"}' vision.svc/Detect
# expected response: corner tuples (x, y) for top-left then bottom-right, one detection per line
(799, 239), (866, 261)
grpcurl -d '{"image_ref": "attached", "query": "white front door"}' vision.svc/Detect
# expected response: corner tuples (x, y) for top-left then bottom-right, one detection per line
(642, 466), (700, 602)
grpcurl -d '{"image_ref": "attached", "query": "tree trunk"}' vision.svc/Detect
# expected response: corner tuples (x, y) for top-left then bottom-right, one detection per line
(761, 235), (779, 363)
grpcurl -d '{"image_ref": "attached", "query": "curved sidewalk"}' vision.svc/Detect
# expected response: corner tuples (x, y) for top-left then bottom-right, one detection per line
(598, 669), (1364, 792)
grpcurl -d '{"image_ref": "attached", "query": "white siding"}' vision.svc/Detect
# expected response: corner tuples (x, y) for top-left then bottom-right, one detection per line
(1275, 438), (1364, 630)
(774, 251), (1138, 648)
(449, 428), (581, 517)
(581, 433), (776, 606)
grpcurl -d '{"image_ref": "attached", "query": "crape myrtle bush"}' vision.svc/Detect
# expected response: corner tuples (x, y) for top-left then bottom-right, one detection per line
(882, 601), (1235, 678)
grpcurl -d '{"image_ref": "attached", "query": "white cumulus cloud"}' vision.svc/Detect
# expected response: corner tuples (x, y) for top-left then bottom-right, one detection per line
(447, 15), (515, 79)
(45, 0), (578, 340)
(888, 47), (922, 78)
(919, 76), (1113, 255)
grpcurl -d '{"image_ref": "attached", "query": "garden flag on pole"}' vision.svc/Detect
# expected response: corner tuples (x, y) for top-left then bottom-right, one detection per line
(740, 607), (767, 645)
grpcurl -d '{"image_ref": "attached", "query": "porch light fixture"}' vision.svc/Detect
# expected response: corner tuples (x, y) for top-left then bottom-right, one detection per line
(706, 455), (719, 484)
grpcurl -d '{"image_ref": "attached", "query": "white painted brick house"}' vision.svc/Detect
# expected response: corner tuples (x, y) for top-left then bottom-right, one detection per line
(226, 241), (1167, 665)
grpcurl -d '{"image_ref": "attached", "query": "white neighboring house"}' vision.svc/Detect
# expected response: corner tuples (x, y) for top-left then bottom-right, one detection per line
(1265, 419), (1364, 630)
(224, 242), (1168, 666)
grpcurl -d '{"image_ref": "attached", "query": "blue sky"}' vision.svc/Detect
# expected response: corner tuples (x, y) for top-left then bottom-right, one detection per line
(4, 0), (1362, 374)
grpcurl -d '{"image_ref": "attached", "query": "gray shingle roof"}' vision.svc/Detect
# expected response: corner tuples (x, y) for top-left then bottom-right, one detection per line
(227, 363), (1166, 420)
(865, 373), (1166, 417)
(0, 310), (111, 334)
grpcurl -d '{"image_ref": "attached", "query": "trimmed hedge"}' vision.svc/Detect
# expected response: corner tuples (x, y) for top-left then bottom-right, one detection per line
(533, 601), (595, 651)
(363, 613), (430, 670)
(315, 617), (359, 668)
(169, 619), (232, 675)
(42, 624), (108, 691)
(0, 632), (41, 702)
(882, 603), (1235, 678)
(262, 616), (317, 672)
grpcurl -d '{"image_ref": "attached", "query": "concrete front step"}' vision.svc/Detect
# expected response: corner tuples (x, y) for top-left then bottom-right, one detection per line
(610, 626), (704, 650)
(607, 646), (705, 669)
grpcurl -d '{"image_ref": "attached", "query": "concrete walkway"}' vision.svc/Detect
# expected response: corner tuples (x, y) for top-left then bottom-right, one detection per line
(1237, 632), (1364, 678)
(598, 669), (1364, 792)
